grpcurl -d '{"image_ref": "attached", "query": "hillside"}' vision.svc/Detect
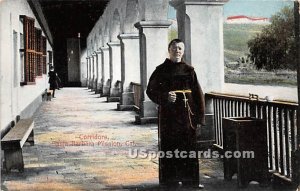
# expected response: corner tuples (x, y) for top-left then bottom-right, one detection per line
(223, 23), (266, 62)
(167, 23), (296, 86)
(223, 23), (296, 87)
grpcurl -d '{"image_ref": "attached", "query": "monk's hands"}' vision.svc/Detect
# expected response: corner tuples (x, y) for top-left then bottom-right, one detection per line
(168, 91), (176, 103)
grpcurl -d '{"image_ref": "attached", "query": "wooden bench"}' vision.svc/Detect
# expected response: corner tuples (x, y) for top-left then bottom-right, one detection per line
(1, 118), (34, 172)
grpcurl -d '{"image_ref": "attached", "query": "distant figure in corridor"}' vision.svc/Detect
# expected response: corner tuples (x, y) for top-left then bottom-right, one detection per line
(146, 39), (205, 188)
(48, 66), (58, 98)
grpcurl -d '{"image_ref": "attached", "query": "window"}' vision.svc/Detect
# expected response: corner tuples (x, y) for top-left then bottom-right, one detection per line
(42, 37), (47, 74)
(19, 15), (47, 85)
(20, 15), (36, 85)
(36, 28), (42, 76)
(47, 50), (53, 73)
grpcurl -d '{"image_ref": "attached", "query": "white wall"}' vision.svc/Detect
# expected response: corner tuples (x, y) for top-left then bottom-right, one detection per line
(0, 0), (53, 133)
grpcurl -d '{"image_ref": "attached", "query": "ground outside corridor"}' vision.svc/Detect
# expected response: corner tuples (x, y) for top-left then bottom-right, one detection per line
(1, 88), (295, 191)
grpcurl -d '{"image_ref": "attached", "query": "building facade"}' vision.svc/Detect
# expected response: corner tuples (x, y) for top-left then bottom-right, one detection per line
(0, 0), (53, 137)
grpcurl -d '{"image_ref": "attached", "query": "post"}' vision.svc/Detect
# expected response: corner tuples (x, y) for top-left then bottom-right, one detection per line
(100, 46), (110, 97)
(95, 50), (103, 94)
(170, 0), (229, 146)
(86, 57), (89, 87)
(88, 57), (92, 89)
(92, 53), (97, 91)
(117, 33), (140, 110)
(292, 0), (300, 187)
(78, 33), (81, 87)
(107, 42), (121, 102)
(134, 21), (172, 124)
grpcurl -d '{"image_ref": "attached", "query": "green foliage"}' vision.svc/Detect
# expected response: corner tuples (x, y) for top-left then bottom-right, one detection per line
(248, 6), (296, 71)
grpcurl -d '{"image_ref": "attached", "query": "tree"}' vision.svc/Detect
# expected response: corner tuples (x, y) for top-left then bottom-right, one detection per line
(248, 6), (297, 71)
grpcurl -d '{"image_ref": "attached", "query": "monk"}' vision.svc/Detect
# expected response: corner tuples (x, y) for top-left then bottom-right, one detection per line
(146, 39), (205, 188)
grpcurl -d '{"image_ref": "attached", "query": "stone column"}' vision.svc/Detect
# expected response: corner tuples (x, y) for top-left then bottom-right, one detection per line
(88, 56), (92, 89)
(170, 0), (227, 93)
(170, 0), (228, 145)
(86, 57), (89, 87)
(117, 33), (140, 111)
(134, 21), (172, 124)
(90, 54), (94, 90)
(92, 53), (97, 91)
(95, 50), (103, 94)
(94, 51), (98, 94)
(107, 42), (121, 102)
(100, 46), (110, 97)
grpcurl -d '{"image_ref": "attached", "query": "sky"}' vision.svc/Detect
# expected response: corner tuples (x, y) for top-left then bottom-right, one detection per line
(168, 0), (294, 19)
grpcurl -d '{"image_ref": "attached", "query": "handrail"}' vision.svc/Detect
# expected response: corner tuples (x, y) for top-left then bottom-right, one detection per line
(206, 92), (298, 183)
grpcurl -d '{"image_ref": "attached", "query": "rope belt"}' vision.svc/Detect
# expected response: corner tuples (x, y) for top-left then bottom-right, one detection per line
(173, 89), (196, 129)
(173, 90), (191, 108)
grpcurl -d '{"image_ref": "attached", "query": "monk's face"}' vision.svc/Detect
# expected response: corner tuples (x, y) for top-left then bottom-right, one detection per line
(168, 42), (185, 63)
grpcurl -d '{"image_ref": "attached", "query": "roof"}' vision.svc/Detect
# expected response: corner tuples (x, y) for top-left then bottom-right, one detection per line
(227, 15), (269, 21)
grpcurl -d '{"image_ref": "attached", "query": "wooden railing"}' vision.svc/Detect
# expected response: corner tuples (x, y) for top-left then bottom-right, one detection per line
(131, 82), (141, 109)
(206, 92), (298, 183)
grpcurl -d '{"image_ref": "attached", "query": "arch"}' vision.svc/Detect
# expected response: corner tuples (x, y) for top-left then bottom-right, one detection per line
(138, 0), (145, 21)
(98, 27), (102, 49)
(142, 0), (168, 20)
(97, 19), (104, 49)
(124, 0), (139, 33)
(90, 38), (93, 54)
(102, 21), (109, 47)
(110, 9), (121, 42)
(86, 37), (91, 55)
(93, 35), (97, 52)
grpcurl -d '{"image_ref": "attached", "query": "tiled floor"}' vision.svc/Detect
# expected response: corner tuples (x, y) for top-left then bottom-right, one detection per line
(1, 88), (297, 191)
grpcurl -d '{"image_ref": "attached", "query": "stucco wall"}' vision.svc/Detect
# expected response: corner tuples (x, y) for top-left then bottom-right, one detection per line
(0, 0), (53, 134)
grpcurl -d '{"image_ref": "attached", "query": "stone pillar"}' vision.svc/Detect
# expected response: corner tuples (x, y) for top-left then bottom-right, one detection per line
(92, 53), (97, 91)
(89, 54), (94, 90)
(117, 33), (140, 111)
(170, 0), (228, 146)
(95, 50), (103, 94)
(100, 46), (110, 97)
(170, 0), (227, 93)
(94, 52), (99, 92)
(86, 57), (89, 87)
(88, 56), (92, 89)
(107, 42), (121, 102)
(134, 21), (172, 124)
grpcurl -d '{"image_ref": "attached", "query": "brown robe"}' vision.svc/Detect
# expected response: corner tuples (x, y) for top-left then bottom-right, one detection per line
(146, 58), (205, 186)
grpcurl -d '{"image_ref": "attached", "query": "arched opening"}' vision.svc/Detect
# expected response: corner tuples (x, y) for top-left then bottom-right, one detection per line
(103, 22), (109, 47)
(98, 28), (102, 49)
(124, 0), (139, 33)
(110, 9), (121, 42)
(93, 35), (97, 52)
(143, 0), (168, 20)
(138, 0), (145, 21)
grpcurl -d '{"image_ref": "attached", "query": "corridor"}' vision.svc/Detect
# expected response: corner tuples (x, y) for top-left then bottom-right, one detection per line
(0, 88), (294, 191)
